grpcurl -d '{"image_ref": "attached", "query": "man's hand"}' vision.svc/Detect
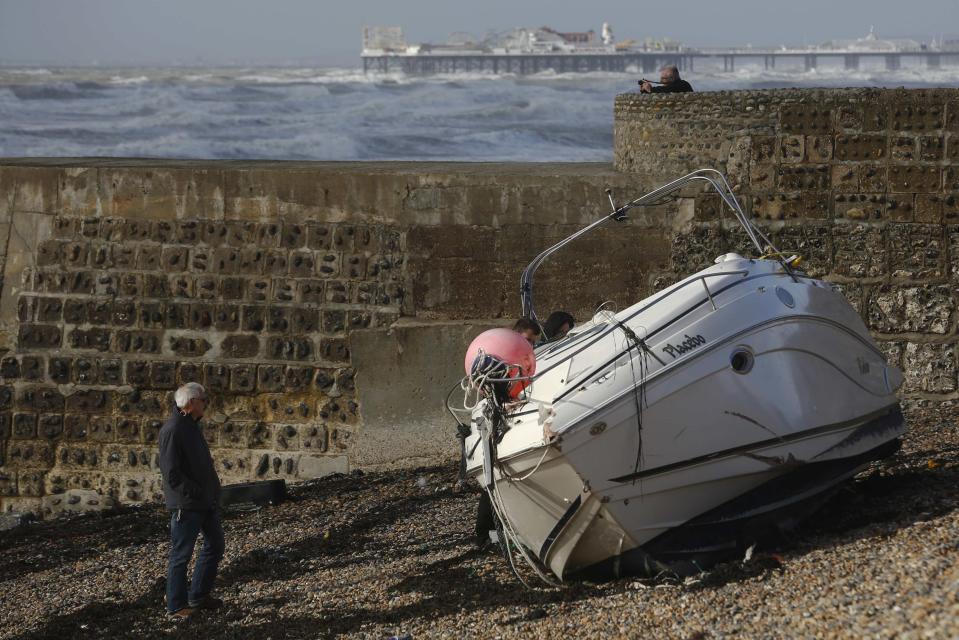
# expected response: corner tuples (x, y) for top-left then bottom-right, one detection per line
(640, 80), (653, 93)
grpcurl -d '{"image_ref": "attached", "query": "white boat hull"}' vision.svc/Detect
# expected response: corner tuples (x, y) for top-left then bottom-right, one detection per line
(466, 255), (905, 579)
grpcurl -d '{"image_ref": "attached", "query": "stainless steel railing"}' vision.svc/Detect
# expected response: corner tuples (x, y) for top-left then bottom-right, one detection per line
(519, 168), (786, 326)
(532, 268), (751, 386)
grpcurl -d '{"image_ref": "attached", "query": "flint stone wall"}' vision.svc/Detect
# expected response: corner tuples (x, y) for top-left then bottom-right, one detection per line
(0, 160), (673, 516)
(616, 87), (959, 398)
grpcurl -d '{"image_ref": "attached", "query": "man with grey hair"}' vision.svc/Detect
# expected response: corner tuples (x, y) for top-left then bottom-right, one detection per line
(158, 382), (224, 618)
(640, 65), (693, 93)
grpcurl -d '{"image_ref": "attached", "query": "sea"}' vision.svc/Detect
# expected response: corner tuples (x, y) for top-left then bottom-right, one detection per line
(1, 63), (959, 161)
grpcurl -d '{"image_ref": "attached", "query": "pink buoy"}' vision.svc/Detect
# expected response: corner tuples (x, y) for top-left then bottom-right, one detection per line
(464, 328), (536, 399)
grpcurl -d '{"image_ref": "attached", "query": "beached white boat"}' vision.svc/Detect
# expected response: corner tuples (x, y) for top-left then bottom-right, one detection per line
(455, 169), (905, 581)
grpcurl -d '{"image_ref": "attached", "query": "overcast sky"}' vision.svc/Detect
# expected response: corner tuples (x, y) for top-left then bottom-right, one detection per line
(1, 0), (956, 66)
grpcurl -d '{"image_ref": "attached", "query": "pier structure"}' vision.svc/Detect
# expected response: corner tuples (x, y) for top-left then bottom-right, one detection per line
(361, 49), (959, 75)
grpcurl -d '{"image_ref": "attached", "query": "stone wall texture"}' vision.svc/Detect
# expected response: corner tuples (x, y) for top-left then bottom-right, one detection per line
(2, 87), (957, 516)
(616, 87), (959, 399)
(0, 160), (668, 516)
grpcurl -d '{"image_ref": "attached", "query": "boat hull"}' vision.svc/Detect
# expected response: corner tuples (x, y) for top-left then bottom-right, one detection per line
(466, 259), (906, 579)
(576, 430), (902, 579)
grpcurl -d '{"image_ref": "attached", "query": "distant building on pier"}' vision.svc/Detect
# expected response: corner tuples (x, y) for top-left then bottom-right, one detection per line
(818, 26), (921, 52)
(360, 24), (956, 75)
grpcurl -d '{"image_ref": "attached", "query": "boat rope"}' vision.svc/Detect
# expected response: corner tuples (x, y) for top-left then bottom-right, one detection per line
(460, 351), (512, 412)
(496, 444), (551, 483)
(487, 472), (563, 589)
(445, 379), (474, 487)
(471, 394), (564, 589)
(457, 353), (567, 588)
(605, 316), (652, 479)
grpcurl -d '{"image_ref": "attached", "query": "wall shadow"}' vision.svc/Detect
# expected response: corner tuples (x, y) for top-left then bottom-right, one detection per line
(0, 507), (168, 584)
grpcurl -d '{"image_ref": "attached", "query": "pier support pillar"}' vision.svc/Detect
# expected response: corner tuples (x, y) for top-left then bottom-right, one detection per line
(886, 54), (901, 70)
(804, 55), (817, 71)
(928, 53), (941, 69)
(844, 54), (859, 70)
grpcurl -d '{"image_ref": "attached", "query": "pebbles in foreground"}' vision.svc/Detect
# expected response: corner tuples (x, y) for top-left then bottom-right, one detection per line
(1, 402), (957, 639)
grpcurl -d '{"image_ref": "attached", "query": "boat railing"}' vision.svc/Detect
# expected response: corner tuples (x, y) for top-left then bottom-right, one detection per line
(531, 267), (752, 383)
(520, 168), (789, 326)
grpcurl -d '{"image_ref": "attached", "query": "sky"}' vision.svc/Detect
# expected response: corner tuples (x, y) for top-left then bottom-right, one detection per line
(0, 0), (957, 67)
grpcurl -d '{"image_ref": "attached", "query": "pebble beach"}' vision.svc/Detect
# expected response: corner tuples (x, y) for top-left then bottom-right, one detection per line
(1, 401), (957, 640)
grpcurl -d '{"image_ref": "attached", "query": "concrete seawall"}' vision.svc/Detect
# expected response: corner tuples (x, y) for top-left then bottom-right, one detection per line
(0, 159), (674, 516)
(1, 87), (957, 516)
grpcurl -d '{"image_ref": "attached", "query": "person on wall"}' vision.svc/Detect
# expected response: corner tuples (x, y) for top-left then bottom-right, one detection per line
(639, 65), (693, 93)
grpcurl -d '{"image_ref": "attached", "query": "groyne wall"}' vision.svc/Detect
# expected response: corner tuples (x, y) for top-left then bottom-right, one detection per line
(0, 160), (671, 516)
(1, 86), (957, 516)
(616, 87), (959, 398)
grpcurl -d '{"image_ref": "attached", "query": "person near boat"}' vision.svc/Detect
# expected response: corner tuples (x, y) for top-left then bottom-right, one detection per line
(158, 382), (225, 618)
(537, 311), (575, 345)
(512, 317), (541, 346)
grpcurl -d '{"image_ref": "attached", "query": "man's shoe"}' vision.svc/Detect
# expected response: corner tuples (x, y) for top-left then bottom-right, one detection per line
(188, 595), (223, 610)
(168, 607), (195, 619)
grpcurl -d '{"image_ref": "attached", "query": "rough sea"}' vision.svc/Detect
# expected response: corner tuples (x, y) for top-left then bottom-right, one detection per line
(1, 64), (958, 161)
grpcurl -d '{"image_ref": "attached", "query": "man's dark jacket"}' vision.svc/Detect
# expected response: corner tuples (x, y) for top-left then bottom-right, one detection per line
(651, 80), (693, 93)
(158, 410), (221, 510)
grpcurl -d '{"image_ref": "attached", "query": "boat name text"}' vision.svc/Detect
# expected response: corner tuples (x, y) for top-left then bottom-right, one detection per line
(662, 334), (706, 359)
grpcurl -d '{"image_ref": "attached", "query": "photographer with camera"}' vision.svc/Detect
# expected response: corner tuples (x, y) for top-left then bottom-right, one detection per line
(639, 65), (693, 93)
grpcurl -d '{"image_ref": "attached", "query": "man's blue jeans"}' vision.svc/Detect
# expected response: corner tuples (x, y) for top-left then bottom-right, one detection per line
(166, 508), (225, 613)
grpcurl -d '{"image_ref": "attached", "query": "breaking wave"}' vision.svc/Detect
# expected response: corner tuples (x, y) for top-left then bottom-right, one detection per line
(1, 64), (957, 161)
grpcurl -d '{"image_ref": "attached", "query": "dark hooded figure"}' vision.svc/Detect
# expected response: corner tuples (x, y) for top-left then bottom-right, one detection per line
(540, 311), (575, 344)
